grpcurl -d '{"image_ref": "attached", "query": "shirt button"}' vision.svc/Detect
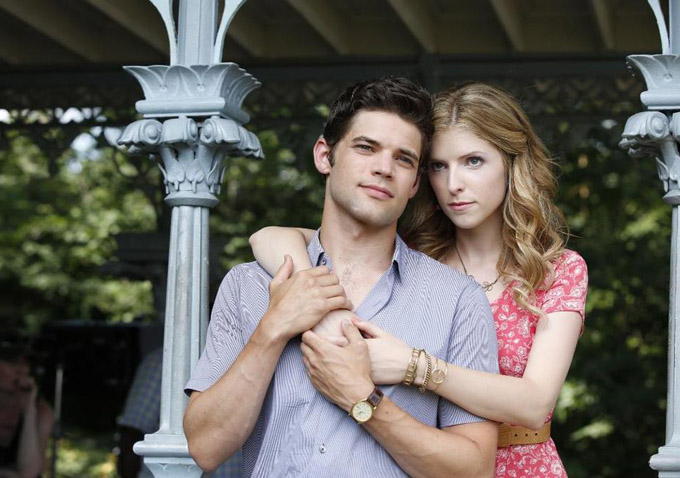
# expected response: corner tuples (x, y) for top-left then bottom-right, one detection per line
(319, 444), (326, 453)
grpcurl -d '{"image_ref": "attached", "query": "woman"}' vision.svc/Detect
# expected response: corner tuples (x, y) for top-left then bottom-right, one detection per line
(249, 83), (587, 478)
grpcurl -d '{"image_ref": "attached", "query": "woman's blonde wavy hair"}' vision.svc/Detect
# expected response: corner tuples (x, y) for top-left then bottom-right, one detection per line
(402, 83), (568, 316)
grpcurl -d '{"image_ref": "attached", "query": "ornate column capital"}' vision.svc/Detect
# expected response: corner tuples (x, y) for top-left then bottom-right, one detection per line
(628, 55), (680, 110)
(620, 110), (680, 204)
(119, 115), (262, 208)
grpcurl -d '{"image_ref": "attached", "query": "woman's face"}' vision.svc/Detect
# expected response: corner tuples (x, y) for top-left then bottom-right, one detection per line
(427, 125), (507, 232)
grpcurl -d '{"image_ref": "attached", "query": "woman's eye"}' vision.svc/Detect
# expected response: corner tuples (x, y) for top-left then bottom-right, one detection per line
(428, 161), (445, 171)
(467, 156), (483, 167)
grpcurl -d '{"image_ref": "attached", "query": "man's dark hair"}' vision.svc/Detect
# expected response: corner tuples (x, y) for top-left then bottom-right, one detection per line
(322, 77), (434, 162)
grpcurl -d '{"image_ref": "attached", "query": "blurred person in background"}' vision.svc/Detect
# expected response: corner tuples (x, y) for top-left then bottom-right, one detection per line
(117, 348), (242, 478)
(0, 336), (53, 478)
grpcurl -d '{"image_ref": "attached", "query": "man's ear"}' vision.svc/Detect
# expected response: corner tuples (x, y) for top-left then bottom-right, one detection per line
(313, 137), (332, 175)
(409, 171), (421, 199)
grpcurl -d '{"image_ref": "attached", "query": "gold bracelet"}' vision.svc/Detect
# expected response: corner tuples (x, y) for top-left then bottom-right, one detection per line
(430, 357), (448, 392)
(403, 348), (421, 386)
(419, 350), (432, 393)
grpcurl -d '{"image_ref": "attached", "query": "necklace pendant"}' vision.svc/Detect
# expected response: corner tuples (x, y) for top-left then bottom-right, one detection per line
(481, 282), (492, 292)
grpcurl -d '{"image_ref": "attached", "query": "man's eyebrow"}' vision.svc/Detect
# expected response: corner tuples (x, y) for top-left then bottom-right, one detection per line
(352, 136), (419, 162)
(397, 148), (419, 163)
(351, 135), (379, 146)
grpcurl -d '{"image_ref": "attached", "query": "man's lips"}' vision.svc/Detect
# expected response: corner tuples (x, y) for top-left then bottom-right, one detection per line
(361, 184), (394, 199)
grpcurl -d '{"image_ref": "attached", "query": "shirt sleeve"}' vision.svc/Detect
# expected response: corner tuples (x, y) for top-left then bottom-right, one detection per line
(438, 284), (499, 428)
(118, 348), (162, 433)
(185, 266), (246, 394)
(541, 250), (589, 322)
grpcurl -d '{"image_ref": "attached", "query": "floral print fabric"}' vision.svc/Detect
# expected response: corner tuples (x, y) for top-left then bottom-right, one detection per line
(492, 250), (588, 478)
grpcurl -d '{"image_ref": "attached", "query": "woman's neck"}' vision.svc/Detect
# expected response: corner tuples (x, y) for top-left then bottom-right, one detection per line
(454, 212), (504, 267)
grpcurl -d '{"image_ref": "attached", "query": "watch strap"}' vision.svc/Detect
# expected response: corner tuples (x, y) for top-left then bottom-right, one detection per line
(366, 387), (383, 408)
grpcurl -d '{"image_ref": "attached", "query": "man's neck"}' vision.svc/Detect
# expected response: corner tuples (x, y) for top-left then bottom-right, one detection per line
(318, 209), (398, 307)
(319, 219), (397, 273)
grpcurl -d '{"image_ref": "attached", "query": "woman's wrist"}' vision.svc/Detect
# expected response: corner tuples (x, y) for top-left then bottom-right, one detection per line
(413, 352), (427, 387)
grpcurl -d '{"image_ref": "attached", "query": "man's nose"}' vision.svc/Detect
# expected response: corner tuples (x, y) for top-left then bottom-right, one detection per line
(371, 152), (394, 178)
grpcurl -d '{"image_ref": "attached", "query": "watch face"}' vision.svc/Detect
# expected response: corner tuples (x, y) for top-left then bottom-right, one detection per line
(351, 400), (373, 423)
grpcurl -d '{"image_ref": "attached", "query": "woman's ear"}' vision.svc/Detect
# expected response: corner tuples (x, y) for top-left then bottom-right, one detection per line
(313, 137), (333, 175)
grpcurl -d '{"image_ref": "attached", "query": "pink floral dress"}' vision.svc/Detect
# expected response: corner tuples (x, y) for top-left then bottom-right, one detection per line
(492, 250), (588, 478)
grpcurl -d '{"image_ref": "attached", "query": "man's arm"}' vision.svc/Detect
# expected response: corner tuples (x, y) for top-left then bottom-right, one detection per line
(301, 322), (496, 478)
(184, 256), (353, 472)
(364, 401), (497, 478)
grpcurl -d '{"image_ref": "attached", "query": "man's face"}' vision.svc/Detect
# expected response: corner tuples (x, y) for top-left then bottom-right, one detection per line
(315, 110), (422, 228)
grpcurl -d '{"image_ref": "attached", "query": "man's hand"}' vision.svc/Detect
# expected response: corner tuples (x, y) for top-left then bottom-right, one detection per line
(262, 255), (353, 341)
(301, 320), (374, 412)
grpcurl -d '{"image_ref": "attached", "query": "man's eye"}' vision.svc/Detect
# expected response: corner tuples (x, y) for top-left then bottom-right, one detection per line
(397, 157), (415, 166)
(356, 144), (373, 151)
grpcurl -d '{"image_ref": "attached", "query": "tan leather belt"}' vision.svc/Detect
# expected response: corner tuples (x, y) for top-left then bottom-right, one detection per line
(498, 422), (551, 447)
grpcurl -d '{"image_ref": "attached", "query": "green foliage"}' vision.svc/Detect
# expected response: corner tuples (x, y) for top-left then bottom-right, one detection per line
(211, 127), (326, 270)
(0, 97), (673, 477)
(0, 129), (156, 332)
(48, 432), (117, 478)
(549, 120), (668, 478)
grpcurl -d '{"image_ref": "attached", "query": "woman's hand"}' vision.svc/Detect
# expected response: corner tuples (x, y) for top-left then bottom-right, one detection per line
(17, 376), (37, 413)
(351, 318), (412, 386)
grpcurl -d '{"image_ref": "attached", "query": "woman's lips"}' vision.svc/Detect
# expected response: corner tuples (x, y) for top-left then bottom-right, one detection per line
(448, 201), (474, 212)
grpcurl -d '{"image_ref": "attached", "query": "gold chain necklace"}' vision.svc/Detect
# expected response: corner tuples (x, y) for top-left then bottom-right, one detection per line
(454, 243), (501, 292)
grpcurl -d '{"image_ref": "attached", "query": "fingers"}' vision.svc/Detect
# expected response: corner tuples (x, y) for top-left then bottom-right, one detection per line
(301, 330), (324, 350)
(301, 342), (314, 359)
(271, 254), (294, 285)
(351, 318), (383, 338)
(321, 285), (347, 299)
(314, 273), (340, 286)
(341, 320), (364, 344)
(326, 296), (354, 312)
(305, 265), (332, 277)
(326, 336), (350, 347)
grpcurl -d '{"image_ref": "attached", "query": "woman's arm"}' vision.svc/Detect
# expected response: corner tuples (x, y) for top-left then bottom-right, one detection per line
(354, 311), (582, 429)
(249, 227), (315, 274)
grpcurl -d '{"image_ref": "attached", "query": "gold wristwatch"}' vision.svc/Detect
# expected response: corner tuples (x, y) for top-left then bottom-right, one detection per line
(349, 386), (384, 424)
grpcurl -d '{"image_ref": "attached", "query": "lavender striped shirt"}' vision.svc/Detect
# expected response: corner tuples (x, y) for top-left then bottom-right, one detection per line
(186, 232), (498, 477)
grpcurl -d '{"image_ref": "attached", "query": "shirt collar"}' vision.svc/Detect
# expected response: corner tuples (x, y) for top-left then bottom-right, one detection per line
(307, 229), (407, 279)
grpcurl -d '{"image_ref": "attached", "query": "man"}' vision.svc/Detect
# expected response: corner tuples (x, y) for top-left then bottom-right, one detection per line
(184, 77), (499, 477)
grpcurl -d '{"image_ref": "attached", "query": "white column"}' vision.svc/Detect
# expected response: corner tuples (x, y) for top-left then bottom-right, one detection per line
(117, 1), (262, 476)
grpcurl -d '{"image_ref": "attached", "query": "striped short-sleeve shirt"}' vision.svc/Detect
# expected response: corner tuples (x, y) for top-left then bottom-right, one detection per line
(186, 232), (499, 477)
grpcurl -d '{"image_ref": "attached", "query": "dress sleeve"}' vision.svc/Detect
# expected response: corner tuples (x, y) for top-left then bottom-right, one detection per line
(541, 250), (588, 321)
